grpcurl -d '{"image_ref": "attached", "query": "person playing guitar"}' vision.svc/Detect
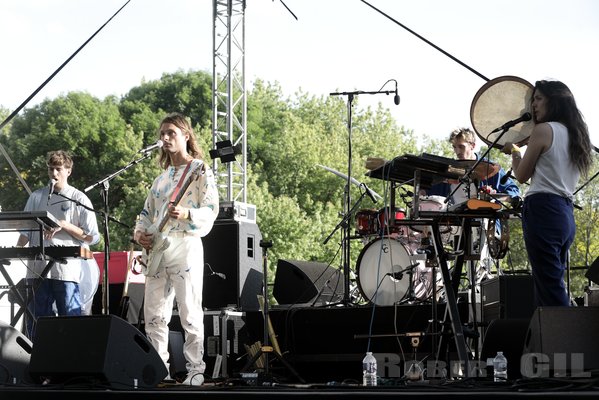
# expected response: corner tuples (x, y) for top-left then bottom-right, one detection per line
(133, 112), (219, 386)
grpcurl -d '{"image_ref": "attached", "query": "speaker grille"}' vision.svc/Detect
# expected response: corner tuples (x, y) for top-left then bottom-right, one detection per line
(273, 259), (344, 305)
(203, 221), (263, 311)
(29, 315), (166, 388)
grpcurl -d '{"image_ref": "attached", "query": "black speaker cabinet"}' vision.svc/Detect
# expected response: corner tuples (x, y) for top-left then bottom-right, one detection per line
(481, 275), (535, 323)
(29, 315), (167, 388)
(203, 220), (263, 311)
(273, 259), (344, 305)
(92, 282), (145, 324)
(585, 256), (599, 285)
(523, 306), (599, 375)
(0, 321), (33, 384)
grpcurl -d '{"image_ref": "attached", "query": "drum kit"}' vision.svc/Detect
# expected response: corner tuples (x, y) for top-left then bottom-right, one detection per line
(350, 75), (534, 307)
(353, 195), (452, 306)
(320, 76), (534, 308)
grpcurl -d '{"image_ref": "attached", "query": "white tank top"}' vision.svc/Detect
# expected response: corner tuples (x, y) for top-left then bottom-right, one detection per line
(526, 122), (579, 200)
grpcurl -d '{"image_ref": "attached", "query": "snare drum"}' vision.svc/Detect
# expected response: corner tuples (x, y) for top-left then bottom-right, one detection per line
(412, 196), (455, 245)
(355, 209), (379, 236)
(377, 207), (408, 236)
(418, 195), (447, 212)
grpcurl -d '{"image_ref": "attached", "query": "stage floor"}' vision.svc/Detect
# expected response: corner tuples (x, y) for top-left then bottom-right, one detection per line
(2, 304), (599, 399)
(1, 377), (599, 400)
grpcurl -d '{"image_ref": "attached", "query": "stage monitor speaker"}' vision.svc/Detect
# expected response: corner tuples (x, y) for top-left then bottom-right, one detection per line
(273, 259), (344, 305)
(203, 220), (263, 311)
(585, 256), (599, 285)
(0, 321), (33, 384)
(29, 315), (167, 388)
(523, 306), (599, 375)
(481, 275), (535, 322)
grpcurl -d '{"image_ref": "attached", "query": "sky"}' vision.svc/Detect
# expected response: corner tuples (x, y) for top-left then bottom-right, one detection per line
(1, 0), (598, 152)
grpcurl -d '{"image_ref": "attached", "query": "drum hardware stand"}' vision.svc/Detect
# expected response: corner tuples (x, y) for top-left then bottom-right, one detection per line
(241, 239), (305, 384)
(405, 332), (425, 381)
(310, 268), (343, 307)
(353, 330), (439, 380)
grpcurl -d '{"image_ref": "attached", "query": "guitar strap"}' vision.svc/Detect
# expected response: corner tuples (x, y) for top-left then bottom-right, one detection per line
(133, 159), (193, 275)
(169, 160), (193, 204)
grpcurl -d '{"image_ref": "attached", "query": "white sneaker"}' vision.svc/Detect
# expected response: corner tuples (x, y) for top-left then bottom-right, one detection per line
(182, 371), (204, 386)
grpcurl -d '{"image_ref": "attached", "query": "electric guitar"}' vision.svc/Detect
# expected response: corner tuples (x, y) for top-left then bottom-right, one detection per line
(137, 161), (204, 276)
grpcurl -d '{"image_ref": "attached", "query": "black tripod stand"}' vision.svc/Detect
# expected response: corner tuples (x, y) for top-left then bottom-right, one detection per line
(241, 239), (305, 383)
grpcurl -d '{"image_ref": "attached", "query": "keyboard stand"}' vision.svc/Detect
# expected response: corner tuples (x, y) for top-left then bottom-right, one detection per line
(0, 211), (60, 328)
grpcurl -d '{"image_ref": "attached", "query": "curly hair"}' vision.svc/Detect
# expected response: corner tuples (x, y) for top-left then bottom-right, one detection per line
(46, 150), (73, 170)
(448, 127), (476, 145)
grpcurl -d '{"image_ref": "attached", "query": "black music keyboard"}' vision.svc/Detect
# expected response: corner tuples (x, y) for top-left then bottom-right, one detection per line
(0, 246), (93, 260)
(0, 211), (60, 231)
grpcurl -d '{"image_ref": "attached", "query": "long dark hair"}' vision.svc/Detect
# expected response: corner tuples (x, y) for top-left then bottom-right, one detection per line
(533, 80), (593, 177)
(157, 112), (204, 169)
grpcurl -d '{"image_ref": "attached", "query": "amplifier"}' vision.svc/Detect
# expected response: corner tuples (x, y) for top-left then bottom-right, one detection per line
(481, 275), (535, 323)
(217, 201), (256, 223)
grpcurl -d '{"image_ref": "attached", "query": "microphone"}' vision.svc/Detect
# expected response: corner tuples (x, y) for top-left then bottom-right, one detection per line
(491, 112), (532, 133)
(500, 169), (512, 185)
(388, 271), (403, 280)
(138, 140), (164, 153)
(214, 272), (227, 280)
(393, 81), (400, 105)
(205, 263), (226, 280)
(47, 179), (57, 206)
(388, 263), (420, 280)
(361, 183), (378, 204)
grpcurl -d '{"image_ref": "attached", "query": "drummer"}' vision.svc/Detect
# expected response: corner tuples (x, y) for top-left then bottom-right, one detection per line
(424, 127), (520, 275)
(425, 127), (520, 204)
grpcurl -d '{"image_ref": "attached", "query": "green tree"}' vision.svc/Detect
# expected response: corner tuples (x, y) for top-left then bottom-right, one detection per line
(0, 92), (147, 251)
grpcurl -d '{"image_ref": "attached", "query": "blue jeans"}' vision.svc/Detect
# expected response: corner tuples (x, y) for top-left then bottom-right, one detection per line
(26, 279), (82, 340)
(522, 193), (574, 307)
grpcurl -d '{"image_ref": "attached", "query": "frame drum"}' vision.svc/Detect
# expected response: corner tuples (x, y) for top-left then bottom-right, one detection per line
(470, 75), (534, 149)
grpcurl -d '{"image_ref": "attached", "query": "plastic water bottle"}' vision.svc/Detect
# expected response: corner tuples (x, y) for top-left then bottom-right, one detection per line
(362, 352), (377, 386)
(493, 351), (508, 382)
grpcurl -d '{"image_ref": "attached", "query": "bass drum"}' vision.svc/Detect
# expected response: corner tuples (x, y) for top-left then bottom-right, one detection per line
(356, 237), (423, 306)
(79, 257), (100, 315)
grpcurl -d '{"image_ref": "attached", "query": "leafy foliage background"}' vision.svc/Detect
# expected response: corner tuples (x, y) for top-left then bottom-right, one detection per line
(1, 70), (597, 301)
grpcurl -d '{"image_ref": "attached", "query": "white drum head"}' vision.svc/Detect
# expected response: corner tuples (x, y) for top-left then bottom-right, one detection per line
(356, 237), (417, 306)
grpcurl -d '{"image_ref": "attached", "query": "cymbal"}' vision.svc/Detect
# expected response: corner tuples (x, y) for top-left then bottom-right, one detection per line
(317, 164), (383, 200)
(448, 159), (500, 181)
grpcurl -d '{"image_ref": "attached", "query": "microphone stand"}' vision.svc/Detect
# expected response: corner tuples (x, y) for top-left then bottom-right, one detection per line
(328, 86), (395, 305)
(84, 151), (155, 315)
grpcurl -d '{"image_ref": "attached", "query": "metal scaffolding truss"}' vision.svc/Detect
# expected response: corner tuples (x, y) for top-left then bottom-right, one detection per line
(212, 0), (247, 202)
